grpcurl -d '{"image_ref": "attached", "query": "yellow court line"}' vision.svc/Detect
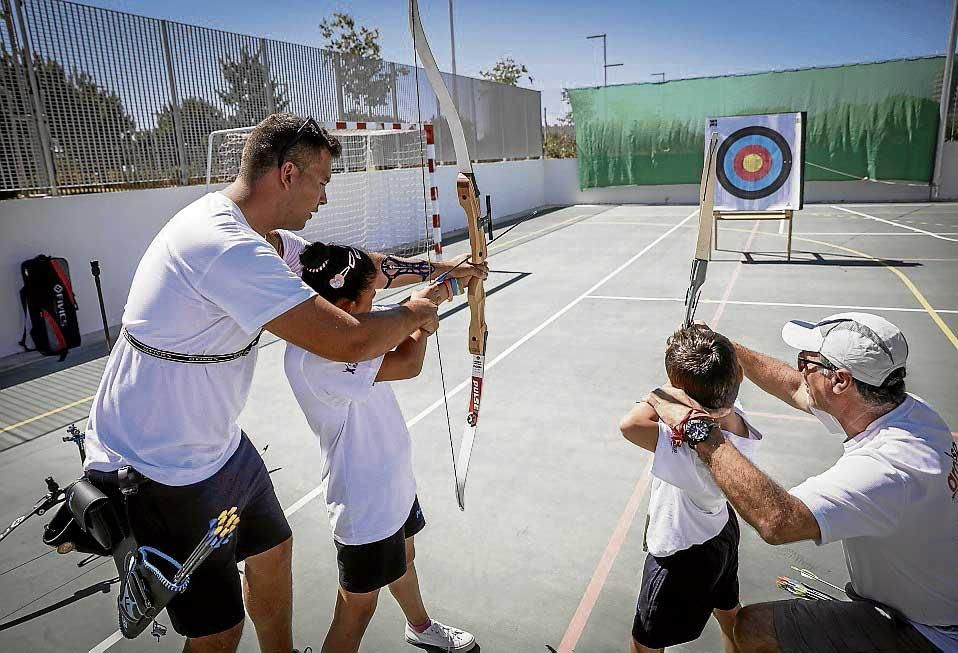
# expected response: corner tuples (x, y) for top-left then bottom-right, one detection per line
(717, 225), (958, 352)
(0, 211), (590, 437)
(799, 236), (958, 352)
(0, 394), (95, 435)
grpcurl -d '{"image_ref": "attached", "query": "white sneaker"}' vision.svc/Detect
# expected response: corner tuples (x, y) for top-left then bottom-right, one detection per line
(404, 620), (476, 651)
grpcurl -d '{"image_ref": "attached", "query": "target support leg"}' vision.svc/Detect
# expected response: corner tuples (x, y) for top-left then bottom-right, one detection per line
(786, 210), (793, 261)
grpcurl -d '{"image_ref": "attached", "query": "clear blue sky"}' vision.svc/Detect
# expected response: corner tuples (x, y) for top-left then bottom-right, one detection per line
(84, 0), (951, 121)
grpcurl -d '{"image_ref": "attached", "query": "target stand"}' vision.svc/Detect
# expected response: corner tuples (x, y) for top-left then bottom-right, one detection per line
(714, 210), (794, 260)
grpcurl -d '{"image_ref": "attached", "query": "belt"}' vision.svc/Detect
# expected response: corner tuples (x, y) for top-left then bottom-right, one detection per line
(122, 327), (261, 364)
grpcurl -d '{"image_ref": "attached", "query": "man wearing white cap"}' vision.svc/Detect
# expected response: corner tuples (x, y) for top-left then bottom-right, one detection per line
(643, 313), (957, 652)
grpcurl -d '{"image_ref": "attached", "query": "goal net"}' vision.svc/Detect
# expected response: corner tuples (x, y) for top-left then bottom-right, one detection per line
(205, 122), (441, 258)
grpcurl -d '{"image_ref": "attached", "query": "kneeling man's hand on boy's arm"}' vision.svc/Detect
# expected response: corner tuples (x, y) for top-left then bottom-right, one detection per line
(645, 386), (821, 545)
(643, 385), (731, 428)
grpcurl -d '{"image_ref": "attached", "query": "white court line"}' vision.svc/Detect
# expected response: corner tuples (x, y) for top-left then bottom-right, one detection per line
(831, 205), (958, 243)
(789, 232), (958, 236)
(88, 631), (123, 653)
(586, 296), (958, 315)
(405, 209), (699, 429)
(88, 209), (699, 653)
(585, 222), (958, 237)
(840, 203), (933, 208)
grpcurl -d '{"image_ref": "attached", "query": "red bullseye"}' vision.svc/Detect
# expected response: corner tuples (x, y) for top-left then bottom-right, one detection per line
(733, 144), (771, 182)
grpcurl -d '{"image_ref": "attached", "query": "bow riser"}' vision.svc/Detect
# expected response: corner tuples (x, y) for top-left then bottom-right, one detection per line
(458, 174), (487, 356)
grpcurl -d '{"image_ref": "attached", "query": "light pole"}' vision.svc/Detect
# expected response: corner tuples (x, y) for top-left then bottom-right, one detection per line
(449, 0), (458, 105)
(932, 0), (958, 199)
(586, 33), (623, 86)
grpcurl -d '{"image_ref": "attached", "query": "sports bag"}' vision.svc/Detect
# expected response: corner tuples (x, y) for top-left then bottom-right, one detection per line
(19, 255), (81, 360)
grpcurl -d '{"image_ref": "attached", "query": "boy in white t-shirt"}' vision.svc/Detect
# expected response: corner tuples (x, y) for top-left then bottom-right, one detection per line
(283, 241), (476, 653)
(619, 325), (762, 653)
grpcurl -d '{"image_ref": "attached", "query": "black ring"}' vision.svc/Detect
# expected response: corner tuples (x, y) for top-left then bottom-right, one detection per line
(716, 125), (792, 200)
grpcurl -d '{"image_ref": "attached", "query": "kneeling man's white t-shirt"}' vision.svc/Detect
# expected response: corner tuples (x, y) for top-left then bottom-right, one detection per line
(285, 328), (416, 546)
(789, 394), (958, 636)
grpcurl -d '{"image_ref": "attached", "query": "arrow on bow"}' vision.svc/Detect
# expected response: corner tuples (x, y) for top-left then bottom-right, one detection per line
(409, 0), (489, 511)
(684, 129), (719, 327)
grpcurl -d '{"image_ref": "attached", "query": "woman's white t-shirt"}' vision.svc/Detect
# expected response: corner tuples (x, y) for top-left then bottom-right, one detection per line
(284, 332), (416, 545)
(645, 407), (763, 557)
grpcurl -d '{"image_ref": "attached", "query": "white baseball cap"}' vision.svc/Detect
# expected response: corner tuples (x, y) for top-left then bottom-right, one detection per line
(781, 312), (908, 386)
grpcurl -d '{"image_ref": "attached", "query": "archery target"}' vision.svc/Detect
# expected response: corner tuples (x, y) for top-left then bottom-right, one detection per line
(709, 113), (805, 212)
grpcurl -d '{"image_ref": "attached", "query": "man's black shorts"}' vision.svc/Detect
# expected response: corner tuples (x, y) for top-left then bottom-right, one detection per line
(632, 510), (740, 648)
(773, 596), (942, 652)
(335, 496), (426, 594)
(87, 433), (290, 638)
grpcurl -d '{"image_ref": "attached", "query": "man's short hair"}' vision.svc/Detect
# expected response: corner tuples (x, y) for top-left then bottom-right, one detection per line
(665, 326), (741, 410)
(852, 367), (907, 407)
(239, 113), (342, 181)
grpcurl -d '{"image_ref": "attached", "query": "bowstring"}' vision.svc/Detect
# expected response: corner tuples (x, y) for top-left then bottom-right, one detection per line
(411, 19), (457, 480)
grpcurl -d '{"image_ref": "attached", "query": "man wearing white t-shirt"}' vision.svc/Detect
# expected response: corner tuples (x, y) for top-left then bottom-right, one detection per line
(83, 114), (482, 652)
(647, 313), (957, 653)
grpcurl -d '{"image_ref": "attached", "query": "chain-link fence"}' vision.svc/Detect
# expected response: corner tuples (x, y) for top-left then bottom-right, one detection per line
(0, 0), (543, 197)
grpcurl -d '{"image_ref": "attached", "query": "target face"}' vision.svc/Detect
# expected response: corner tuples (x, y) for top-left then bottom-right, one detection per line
(716, 125), (793, 200)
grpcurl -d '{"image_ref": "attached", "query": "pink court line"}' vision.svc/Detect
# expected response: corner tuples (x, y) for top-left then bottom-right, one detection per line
(557, 226), (755, 652)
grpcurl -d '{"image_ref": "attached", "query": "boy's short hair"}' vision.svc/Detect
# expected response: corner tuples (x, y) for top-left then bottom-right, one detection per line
(664, 326), (741, 410)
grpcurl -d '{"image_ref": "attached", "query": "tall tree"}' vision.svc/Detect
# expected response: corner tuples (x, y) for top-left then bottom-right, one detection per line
(479, 58), (528, 86)
(320, 12), (406, 121)
(153, 97), (230, 180)
(0, 53), (138, 190)
(217, 45), (289, 127)
(544, 90), (576, 159)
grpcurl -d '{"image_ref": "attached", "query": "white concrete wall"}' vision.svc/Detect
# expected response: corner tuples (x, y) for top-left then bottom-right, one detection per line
(544, 159), (934, 205)
(0, 160), (547, 359)
(1, 147), (951, 360)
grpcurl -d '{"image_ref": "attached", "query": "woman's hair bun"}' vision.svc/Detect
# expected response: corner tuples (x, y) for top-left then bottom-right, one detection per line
(300, 241), (331, 271)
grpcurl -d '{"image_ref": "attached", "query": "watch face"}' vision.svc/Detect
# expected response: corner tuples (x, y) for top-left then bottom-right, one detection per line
(684, 418), (715, 444)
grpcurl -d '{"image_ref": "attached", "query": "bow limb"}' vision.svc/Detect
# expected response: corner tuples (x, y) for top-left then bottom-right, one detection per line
(684, 130), (719, 328)
(409, 0), (487, 510)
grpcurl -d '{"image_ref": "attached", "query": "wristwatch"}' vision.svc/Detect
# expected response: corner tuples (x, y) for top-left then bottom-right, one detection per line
(683, 417), (719, 448)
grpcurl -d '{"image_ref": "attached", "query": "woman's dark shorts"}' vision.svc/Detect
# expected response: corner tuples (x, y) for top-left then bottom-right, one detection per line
(335, 496), (426, 594)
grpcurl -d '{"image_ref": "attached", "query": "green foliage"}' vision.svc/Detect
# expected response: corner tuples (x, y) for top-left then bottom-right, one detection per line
(320, 12), (407, 121)
(217, 46), (289, 127)
(0, 53), (139, 189)
(154, 97), (229, 179)
(479, 57), (528, 86)
(544, 127), (576, 158)
(320, 12), (382, 59)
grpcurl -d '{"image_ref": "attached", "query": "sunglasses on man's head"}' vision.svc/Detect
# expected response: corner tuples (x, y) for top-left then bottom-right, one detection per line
(797, 355), (837, 373)
(277, 117), (319, 166)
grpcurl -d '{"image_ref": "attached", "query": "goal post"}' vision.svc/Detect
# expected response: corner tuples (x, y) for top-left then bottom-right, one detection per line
(205, 121), (444, 259)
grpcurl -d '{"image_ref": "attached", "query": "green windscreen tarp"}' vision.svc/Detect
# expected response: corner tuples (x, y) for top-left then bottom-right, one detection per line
(568, 57), (943, 189)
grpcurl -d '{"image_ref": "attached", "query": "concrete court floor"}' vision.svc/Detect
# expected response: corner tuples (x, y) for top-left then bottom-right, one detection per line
(0, 202), (956, 653)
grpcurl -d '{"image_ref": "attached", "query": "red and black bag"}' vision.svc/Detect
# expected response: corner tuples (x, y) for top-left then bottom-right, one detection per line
(19, 255), (81, 360)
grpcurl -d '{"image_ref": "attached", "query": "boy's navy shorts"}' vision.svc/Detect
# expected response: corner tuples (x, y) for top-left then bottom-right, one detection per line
(633, 509), (740, 648)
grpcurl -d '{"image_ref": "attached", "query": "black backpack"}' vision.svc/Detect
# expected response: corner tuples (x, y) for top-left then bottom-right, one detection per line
(19, 255), (81, 360)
